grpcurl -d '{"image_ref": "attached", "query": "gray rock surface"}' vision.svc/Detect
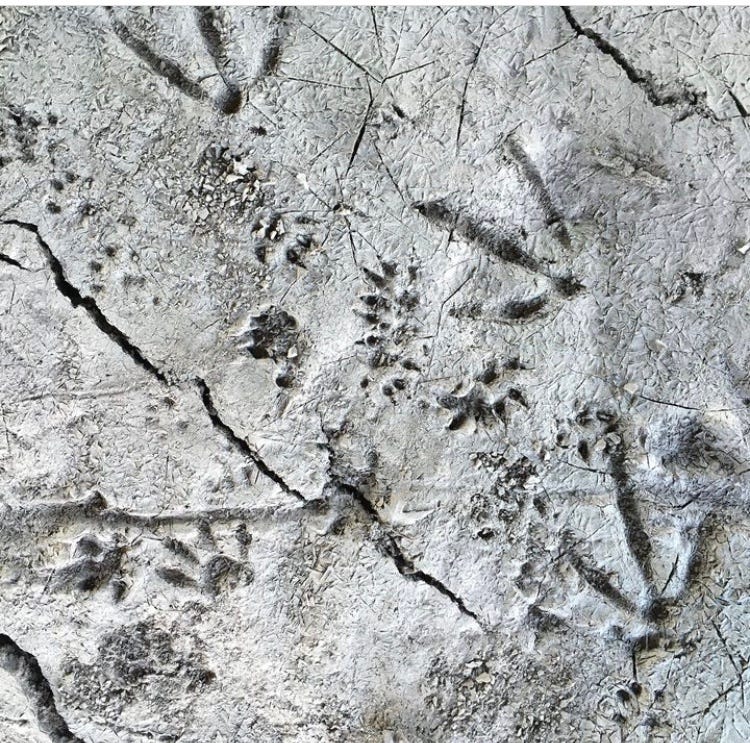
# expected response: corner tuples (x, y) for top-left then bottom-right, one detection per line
(2, 5), (750, 741)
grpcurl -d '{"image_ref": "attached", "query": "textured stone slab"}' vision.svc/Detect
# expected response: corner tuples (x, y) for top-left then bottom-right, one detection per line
(1, 6), (750, 742)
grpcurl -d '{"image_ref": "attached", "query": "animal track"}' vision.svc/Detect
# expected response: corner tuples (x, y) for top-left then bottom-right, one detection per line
(538, 408), (719, 665)
(354, 259), (423, 392)
(237, 305), (302, 388)
(157, 527), (254, 597)
(436, 360), (529, 431)
(0, 493), (258, 603)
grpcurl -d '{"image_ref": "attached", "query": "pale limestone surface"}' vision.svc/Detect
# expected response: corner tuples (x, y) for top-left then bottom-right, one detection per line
(2, 6), (750, 742)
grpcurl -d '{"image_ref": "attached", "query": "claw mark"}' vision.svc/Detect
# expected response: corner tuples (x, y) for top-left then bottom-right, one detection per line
(505, 135), (571, 248)
(561, 7), (715, 120)
(0, 633), (83, 742)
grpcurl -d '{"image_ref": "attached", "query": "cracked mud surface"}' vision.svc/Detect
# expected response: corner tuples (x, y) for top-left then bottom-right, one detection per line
(2, 6), (750, 741)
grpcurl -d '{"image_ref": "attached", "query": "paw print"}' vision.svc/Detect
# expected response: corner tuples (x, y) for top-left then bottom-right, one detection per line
(27, 497), (256, 603)
(49, 532), (126, 595)
(236, 305), (302, 388)
(436, 358), (529, 433)
(354, 260), (421, 373)
(154, 521), (254, 597)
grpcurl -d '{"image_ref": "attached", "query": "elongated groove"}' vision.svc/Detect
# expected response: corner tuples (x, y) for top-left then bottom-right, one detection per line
(605, 422), (655, 589)
(505, 135), (571, 249)
(107, 14), (206, 103)
(258, 6), (287, 78)
(0, 634), (84, 742)
(413, 199), (539, 274)
(195, 6), (225, 64)
(194, 7), (243, 114)
(562, 534), (638, 615)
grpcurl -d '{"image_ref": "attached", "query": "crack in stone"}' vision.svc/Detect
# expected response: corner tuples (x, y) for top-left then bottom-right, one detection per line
(319, 434), (484, 627)
(1, 219), (305, 504)
(195, 377), (306, 503)
(727, 87), (749, 118)
(0, 251), (27, 270)
(1, 219), (167, 384)
(0, 633), (83, 743)
(561, 7), (715, 120)
(341, 479), (484, 628)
